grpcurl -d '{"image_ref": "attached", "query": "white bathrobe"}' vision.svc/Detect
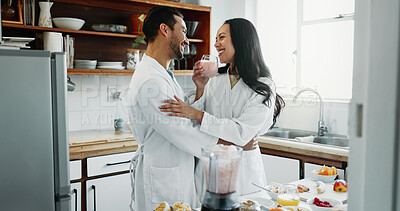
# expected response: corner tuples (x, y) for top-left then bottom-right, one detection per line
(188, 71), (276, 195)
(126, 55), (218, 210)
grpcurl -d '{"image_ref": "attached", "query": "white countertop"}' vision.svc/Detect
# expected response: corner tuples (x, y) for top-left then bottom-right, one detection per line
(258, 136), (349, 159)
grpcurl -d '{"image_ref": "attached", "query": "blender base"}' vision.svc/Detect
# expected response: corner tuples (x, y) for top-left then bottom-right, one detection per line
(201, 191), (240, 211)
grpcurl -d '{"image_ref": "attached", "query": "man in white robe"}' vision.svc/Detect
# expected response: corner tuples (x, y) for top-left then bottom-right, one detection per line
(125, 6), (218, 210)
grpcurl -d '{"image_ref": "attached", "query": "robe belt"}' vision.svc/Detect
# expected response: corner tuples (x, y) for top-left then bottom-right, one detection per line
(129, 144), (144, 211)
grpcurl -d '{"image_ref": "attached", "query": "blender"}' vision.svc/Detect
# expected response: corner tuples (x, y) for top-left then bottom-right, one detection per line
(201, 144), (243, 211)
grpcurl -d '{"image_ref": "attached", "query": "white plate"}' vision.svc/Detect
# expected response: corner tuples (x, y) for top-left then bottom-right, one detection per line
(74, 60), (97, 65)
(98, 61), (123, 66)
(3, 36), (35, 42)
(74, 65), (96, 69)
(97, 66), (125, 70)
(239, 196), (275, 209)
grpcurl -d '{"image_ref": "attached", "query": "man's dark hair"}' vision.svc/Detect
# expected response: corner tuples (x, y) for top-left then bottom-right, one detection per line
(143, 6), (184, 43)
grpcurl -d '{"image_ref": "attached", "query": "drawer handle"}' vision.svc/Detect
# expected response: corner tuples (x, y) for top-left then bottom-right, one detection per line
(91, 185), (97, 211)
(106, 160), (130, 166)
(72, 189), (78, 211)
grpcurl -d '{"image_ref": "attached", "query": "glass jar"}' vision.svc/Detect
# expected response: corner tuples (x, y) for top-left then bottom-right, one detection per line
(1, 0), (16, 21)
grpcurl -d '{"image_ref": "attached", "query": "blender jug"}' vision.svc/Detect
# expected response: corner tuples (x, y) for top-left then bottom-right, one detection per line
(201, 144), (243, 211)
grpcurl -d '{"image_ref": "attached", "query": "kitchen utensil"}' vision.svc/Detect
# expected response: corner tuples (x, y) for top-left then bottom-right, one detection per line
(201, 144), (243, 211)
(92, 24), (127, 33)
(53, 17), (85, 30)
(67, 76), (75, 92)
(185, 21), (199, 38)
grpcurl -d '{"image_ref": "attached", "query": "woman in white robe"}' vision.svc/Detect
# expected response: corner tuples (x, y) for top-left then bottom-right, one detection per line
(159, 18), (285, 195)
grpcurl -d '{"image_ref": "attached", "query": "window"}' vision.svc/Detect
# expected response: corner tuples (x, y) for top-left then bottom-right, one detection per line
(257, 0), (354, 100)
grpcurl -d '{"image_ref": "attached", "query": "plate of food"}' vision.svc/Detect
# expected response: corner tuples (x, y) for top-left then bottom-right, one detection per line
(239, 196), (275, 210)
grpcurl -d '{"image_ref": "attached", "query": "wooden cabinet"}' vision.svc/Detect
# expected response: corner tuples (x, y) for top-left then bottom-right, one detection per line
(261, 154), (300, 184)
(2, 0), (211, 75)
(86, 173), (131, 211)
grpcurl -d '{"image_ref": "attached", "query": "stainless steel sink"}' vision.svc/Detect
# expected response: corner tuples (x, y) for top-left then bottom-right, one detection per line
(263, 130), (316, 139)
(262, 128), (349, 148)
(313, 136), (349, 148)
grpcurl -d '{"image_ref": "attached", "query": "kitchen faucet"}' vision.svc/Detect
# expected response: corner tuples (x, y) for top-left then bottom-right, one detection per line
(293, 88), (328, 136)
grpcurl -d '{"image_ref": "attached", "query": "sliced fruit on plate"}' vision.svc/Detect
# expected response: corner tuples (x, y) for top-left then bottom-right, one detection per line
(297, 184), (310, 193)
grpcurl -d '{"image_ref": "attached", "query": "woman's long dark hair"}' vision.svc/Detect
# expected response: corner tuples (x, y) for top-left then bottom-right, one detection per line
(218, 18), (285, 126)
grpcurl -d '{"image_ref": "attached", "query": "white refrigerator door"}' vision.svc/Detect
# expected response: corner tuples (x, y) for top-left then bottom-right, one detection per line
(0, 49), (70, 211)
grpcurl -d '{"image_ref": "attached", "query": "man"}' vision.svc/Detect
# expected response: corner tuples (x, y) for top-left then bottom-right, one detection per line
(125, 6), (218, 210)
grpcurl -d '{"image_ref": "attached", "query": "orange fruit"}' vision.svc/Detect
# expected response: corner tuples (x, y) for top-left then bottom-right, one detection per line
(317, 165), (338, 175)
(318, 166), (330, 175)
(332, 166), (337, 175)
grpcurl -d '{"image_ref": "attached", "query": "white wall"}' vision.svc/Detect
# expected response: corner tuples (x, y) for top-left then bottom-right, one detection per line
(276, 99), (349, 135)
(67, 75), (194, 132)
(187, 0), (350, 135)
(67, 1), (350, 136)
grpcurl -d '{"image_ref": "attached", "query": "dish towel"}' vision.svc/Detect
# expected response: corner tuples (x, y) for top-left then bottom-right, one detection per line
(295, 135), (315, 143)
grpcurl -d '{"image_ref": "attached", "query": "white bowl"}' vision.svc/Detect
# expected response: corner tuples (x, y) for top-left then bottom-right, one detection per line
(75, 60), (97, 65)
(311, 170), (337, 183)
(264, 184), (296, 200)
(307, 197), (342, 211)
(53, 17), (85, 30)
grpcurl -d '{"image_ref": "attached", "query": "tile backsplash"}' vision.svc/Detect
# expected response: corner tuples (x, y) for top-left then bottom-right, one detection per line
(67, 75), (195, 131)
(68, 74), (348, 135)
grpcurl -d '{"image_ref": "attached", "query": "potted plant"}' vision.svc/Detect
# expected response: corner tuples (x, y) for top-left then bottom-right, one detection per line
(131, 14), (146, 48)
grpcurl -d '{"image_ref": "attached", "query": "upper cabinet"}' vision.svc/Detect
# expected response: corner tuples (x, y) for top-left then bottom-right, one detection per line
(2, 0), (211, 75)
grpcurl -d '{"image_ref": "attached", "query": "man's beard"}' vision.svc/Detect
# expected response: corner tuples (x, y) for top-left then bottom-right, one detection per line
(169, 35), (183, 59)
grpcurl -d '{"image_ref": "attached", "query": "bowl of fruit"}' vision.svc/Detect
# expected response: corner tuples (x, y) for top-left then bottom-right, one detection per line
(312, 165), (337, 183)
(307, 197), (342, 211)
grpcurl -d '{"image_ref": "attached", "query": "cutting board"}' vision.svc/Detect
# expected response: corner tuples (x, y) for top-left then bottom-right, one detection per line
(291, 179), (348, 204)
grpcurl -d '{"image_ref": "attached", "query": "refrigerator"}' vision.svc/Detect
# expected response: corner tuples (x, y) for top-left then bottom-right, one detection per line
(0, 49), (71, 211)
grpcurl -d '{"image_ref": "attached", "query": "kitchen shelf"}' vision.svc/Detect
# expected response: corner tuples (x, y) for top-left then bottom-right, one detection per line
(68, 68), (193, 76)
(2, 22), (205, 42)
(53, 0), (211, 13)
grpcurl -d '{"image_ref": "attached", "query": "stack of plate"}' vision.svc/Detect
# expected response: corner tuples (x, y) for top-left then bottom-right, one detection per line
(97, 61), (125, 70)
(74, 60), (97, 69)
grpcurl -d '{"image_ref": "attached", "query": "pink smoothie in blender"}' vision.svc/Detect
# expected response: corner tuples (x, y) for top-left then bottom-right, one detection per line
(201, 144), (242, 211)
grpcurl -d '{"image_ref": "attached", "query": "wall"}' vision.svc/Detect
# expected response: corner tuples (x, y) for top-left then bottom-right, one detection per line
(189, 0), (350, 136)
(67, 75), (194, 131)
(68, 0), (350, 136)
(276, 99), (349, 135)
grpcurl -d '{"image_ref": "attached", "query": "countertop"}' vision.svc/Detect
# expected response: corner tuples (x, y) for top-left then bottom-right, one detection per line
(68, 130), (349, 161)
(69, 129), (137, 160)
(257, 136), (349, 162)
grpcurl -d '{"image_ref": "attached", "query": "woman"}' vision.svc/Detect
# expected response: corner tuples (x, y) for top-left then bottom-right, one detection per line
(159, 18), (285, 195)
